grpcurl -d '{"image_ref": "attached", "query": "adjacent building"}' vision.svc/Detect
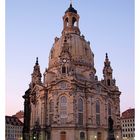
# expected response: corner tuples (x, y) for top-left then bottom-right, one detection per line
(5, 116), (23, 140)
(23, 3), (122, 140)
(13, 110), (24, 123)
(121, 108), (135, 140)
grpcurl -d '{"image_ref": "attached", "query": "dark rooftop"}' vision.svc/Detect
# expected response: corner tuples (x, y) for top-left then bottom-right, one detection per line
(5, 116), (23, 126)
(65, 4), (77, 14)
(121, 108), (135, 119)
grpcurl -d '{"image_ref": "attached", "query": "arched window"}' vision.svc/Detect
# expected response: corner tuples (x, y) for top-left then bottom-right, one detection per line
(72, 17), (77, 27)
(60, 96), (67, 108)
(49, 100), (54, 112)
(65, 18), (69, 27)
(49, 100), (54, 124)
(80, 132), (85, 140)
(96, 100), (100, 113)
(60, 131), (66, 140)
(78, 98), (83, 125)
(96, 100), (100, 126)
(108, 103), (111, 117)
(78, 98), (83, 111)
(62, 66), (66, 74)
(60, 96), (67, 123)
(107, 79), (110, 86)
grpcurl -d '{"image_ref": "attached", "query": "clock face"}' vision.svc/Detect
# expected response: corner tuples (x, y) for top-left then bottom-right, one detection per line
(62, 58), (67, 63)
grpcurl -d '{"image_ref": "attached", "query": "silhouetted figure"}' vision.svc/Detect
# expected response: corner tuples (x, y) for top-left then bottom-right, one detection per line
(108, 116), (114, 131)
(22, 89), (31, 140)
(107, 116), (116, 140)
(32, 121), (41, 140)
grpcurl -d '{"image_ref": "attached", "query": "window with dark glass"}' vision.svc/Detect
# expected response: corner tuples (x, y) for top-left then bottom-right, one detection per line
(78, 98), (83, 125)
(49, 100), (54, 124)
(62, 66), (66, 74)
(60, 96), (67, 123)
(49, 100), (54, 112)
(96, 100), (100, 113)
(108, 103), (111, 117)
(107, 79), (110, 86)
(96, 114), (100, 126)
(96, 100), (100, 126)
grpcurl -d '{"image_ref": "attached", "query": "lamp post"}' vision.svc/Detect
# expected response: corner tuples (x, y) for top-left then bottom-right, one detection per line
(32, 121), (41, 140)
(116, 135), (119, 140)
(46, 124), (51, 140)
(94, 135), (97, 140)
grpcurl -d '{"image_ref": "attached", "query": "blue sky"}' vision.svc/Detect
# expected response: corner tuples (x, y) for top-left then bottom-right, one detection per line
(6, 0), (134, 115)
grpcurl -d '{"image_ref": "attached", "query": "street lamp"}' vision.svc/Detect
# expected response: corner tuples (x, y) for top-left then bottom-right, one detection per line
(46, 124), (51, 140)
(116, 135), (119, 140)
(94, 135), (97, 140)
(32, 121), (41, 140)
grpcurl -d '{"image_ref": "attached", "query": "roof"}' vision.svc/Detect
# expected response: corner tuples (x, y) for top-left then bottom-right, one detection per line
(12, 110), (24, 119)
(5, 116), (23, 126)
(121, 108), (135, 119)
(65, 4), (77, 14)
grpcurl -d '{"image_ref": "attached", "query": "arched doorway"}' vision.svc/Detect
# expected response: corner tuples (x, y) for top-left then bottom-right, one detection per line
(97, 132), (102, 140)
(60, 131), (66, 140)
(80, 132), (85, 140)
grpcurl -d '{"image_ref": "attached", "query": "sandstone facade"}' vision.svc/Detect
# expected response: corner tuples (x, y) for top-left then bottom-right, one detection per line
(23, 4), (121, 140)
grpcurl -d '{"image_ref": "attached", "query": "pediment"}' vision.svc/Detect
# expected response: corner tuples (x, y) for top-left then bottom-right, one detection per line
(31, 84), (44, 94)
(49, 79), (72, 90)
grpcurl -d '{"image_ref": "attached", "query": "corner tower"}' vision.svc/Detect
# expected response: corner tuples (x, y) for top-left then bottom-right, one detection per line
(103, 53), (113, 86)
(30, 57), (42, 88)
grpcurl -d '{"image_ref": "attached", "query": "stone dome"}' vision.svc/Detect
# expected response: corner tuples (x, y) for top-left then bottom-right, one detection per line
(48, 34), (95, 70)
(46, 4), (96, 81)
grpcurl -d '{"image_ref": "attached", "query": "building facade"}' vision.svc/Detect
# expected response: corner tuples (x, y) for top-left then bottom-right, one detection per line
(23, 4), (122, 140)
(13, 110), (24, 123)
(121, 108), (135, 140)
(5, 116), (23, 140)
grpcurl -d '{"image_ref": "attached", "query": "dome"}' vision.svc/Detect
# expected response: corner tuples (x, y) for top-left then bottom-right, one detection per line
(47, 3), (96, 79)
(48, 34), (95, 70)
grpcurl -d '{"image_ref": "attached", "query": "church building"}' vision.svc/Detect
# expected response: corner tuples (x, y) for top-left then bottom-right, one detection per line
(23, 4), (121, 140)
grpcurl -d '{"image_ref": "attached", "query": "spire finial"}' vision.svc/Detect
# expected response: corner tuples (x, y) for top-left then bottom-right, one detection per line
(36, 57), (39, 65)
(106, 53), (108, 59)
(70, 0), (72, 5)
